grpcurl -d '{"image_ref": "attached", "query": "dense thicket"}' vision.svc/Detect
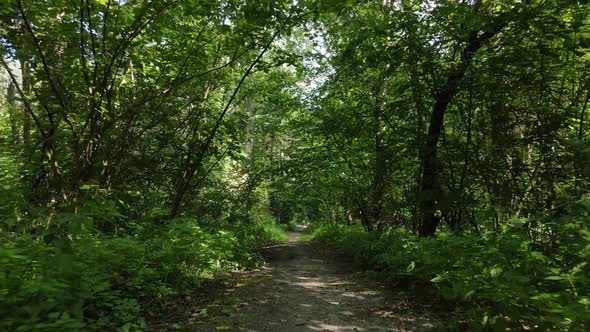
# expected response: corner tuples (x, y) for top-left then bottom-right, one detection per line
(292, 0), (590, 329)
(0, 0), (306, 329)
(1, 0), (589, 330)
(290, 1), (590, 329)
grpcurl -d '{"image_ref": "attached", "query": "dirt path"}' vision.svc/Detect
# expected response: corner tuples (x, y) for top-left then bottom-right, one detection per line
(151, 226), (440, 331)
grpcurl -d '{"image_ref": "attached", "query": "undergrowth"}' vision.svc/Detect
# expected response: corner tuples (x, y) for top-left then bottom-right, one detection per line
(0, 202), (286, 331)
(308, 196), (590, 331)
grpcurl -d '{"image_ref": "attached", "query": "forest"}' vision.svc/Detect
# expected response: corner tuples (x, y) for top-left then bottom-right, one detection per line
(1, 0), (589, 331)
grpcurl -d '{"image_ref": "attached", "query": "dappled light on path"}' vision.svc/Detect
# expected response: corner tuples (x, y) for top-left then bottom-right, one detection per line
(153, 227), (438, 331)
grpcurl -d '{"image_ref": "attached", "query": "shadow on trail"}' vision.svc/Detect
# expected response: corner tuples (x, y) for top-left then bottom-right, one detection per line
(152, 226), (440, 331)
(217, 226), (438, 331)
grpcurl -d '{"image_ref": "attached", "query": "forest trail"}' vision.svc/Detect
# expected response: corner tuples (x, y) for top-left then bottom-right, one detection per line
(152, 226), (440, 331)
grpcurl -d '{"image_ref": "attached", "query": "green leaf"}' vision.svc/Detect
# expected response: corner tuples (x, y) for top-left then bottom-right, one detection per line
(490, 267), (503, 278)
(545, 276), (564, 281)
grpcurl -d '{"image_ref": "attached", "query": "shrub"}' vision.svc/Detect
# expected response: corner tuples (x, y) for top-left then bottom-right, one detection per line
(312, 204), (590, 331)
(0, 203), (287, 330)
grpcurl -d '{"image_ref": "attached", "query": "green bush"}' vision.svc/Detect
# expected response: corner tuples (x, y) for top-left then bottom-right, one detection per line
(0, 202), (286, 331)
(312, 197), (590, 331)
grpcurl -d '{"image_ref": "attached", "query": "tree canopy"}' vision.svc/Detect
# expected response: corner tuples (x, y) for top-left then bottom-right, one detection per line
(1, 0), (589, 330)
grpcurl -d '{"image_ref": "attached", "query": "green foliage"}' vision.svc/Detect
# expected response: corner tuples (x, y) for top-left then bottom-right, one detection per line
(1, 0), (590, 330)
(311, 195), (590, 331)
(0, 199), (286, 331)
(0, 149), (22, 217)
(247, 186), (290, 243)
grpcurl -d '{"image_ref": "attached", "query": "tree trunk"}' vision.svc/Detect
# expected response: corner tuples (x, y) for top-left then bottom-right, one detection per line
(7, 82), (21, 145)
(579, 90), (589, 140)
(409, 45), (426, 233)
(418, 1), (505, 236)
(245, 91), (256, 163)
(371, 76), (386, 230)
(20, 59), (31, 145)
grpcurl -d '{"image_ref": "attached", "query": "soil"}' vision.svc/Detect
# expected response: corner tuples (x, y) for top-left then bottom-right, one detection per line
(148, 226), (443, 331)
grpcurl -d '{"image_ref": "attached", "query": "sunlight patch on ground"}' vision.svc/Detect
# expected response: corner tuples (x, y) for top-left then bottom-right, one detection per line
(340, 292), (366, 300)
(293, 280), (351, 289)
(293, 281), (331, 288)
(358, 290), (379, 296)
(306, 320), (367, 331)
